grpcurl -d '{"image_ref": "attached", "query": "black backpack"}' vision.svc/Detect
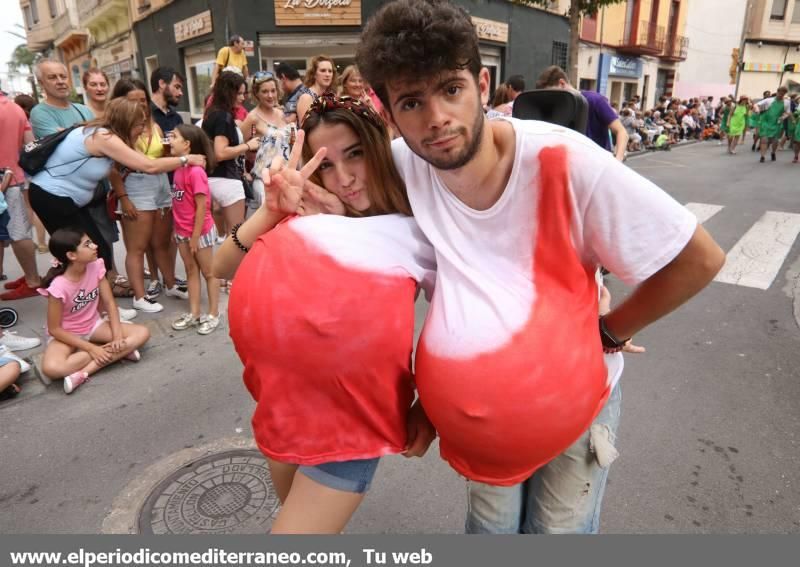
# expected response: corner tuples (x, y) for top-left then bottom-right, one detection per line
(19, 104), (91, 176)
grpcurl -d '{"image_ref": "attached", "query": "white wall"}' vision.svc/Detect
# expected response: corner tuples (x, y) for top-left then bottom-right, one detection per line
(672, 0), (748, 100)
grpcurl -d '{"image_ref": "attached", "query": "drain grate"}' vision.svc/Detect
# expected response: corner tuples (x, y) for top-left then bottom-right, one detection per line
(138, 449), (279, 534)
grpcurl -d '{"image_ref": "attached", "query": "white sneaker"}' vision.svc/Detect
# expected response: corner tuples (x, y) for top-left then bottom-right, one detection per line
(117, 307), (138, 321)
(132, 296), (164, 313)
(0, 345), (30, 373)
(0, 331), (41, 352)
(215, 236), (226, 245)
(165, 285), (189, 300)
(197, 314), (220, 335)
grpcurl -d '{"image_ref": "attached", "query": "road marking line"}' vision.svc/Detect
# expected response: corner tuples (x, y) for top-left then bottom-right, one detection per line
(685, 202), (724, 224)
(715, 211), (800, 290)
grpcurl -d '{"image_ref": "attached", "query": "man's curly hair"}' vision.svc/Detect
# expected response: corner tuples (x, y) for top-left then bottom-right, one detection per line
(356, 0), (481, 112)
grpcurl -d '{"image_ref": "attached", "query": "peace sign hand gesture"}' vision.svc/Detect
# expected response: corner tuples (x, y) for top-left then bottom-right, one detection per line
(262, 130), (327, 216)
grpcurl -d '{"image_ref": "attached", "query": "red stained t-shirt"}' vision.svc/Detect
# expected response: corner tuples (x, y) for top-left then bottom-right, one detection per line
(228, 214), (435, 465)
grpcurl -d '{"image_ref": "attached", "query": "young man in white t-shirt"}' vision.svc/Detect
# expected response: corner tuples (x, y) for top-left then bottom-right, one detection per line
(357, 0), (725, 534)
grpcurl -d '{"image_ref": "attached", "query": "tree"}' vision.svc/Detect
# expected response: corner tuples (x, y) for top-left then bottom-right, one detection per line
(8, 44), (40, 99)
(513, 0), (626, 85)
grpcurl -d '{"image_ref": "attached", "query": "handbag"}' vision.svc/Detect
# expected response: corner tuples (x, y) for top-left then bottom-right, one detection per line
(241, 175), (255, 201)
(19, 103), (92, 176)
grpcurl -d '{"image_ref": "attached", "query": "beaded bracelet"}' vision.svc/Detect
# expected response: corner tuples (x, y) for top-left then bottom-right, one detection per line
(230, 223), (249, 253)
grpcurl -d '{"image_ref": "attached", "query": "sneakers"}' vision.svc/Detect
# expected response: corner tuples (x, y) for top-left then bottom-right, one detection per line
(118, 307), (138, 321)
(215, 236), (226, 246)
(165, 285), (189, 300)
(0, 283), (40, 300)
(124, 349), (141, 362)
(145, 280), (163, 300)
(174, 277), (187, 287)
(132, 296), (164, 313)
(0, 345), (31, 373)
(63, 371), (89, 394)
(3, 276), (25, 290)
(0, 331), (41, 352)
(172, 313), (200, 331)
(198, 314), (220, 335)
(771, 152), (777, 162)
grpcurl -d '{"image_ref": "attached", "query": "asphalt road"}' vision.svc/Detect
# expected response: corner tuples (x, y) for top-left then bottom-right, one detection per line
(1, 139), (798, 534)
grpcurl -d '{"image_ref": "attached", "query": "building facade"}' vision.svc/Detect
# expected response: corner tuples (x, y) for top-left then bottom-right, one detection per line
(737, 0), (800, 97)
(577, 0), (690, 109)
(672, 0), (747, 100)
(131, 0), (570, 119)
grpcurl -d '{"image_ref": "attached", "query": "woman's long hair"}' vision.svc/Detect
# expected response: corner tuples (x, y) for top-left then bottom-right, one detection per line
(83, 98), (147, 148)
(205, 71), (245, 120)
(110, 78), (154, 121)
(492, 84), (512, 108)
(41, 228), (84, 288)
(301, 105), (411, 217)
(304, 55), (337, 92)
(174, 124), (217, 174)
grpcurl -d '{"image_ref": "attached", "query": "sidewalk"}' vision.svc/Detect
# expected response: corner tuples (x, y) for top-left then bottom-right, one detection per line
(0, 236), (226, 404)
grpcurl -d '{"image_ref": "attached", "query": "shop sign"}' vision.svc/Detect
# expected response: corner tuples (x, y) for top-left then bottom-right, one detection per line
(608, 55), (642, 78)
(275, 0), (361, 26)
(472, 17), (508, 44)
(174, 10), (213, 43)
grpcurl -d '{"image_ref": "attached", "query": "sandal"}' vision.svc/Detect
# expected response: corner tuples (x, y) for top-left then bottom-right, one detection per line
(112, 276), (135, 298)
(0, 383), (21, 401)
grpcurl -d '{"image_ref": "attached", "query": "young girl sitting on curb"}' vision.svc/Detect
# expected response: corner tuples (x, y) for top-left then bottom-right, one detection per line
(168, 124), (222, 335)
(39, 228), (150, 394)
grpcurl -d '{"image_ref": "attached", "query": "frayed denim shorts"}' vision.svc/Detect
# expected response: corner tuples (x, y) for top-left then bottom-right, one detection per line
(298, 457), (380, 494)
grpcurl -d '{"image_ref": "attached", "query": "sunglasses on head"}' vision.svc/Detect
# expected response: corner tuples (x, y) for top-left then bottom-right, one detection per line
(253, 71), (275, 84)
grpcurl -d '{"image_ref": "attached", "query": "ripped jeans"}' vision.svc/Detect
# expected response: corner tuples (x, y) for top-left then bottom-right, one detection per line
(465, 383), (622, 534)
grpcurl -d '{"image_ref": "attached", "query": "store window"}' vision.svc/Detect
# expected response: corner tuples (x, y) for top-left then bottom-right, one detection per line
(771, 0), (788, 20)
(185, 45), (216, 118)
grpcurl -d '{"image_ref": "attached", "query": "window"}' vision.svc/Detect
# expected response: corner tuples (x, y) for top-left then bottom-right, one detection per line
(48, 0), (57, 18)
(136, 0), (151, 12)
(30, 0), (39, 23)
(144, 56), (159, 92)
(22, 5), (33, 29)
(771, 0), (788, 19)
(551, 41), (568, 70)
(793, 0), (800, 22)
(185, 46), (216, 118)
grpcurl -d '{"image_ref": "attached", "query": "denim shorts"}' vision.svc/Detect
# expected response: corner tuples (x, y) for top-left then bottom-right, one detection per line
(298, 457), (380, 494)
(0, 210), (10, 241)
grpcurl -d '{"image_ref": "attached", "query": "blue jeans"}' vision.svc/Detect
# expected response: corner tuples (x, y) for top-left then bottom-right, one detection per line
(465, 383), (622, 534)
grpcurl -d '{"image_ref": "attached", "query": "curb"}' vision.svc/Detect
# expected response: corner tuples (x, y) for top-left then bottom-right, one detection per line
(626, 139), (701, 159)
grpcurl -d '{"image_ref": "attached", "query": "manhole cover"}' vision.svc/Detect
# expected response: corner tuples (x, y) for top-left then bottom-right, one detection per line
(138, 450), (279, 534)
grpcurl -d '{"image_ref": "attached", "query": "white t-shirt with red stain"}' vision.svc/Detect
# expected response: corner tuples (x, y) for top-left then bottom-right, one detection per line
(228, 213), (436, 465)
(392, 117), (697, 486)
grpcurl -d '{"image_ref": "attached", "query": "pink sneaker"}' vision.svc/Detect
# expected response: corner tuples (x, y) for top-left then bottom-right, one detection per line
(63, 371), (89, 394)
(124, 349), (141, 362)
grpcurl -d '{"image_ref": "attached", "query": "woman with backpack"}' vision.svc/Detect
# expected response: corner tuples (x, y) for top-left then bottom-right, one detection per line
(27, 98), (206, 271)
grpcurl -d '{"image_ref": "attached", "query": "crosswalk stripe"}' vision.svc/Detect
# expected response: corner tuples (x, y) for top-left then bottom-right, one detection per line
(714, 211), (800, 290)
(685, 202), (724, 224)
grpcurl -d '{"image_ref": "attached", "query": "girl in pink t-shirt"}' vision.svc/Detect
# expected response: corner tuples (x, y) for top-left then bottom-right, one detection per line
(39, 228), (150, 394)
(168, 124), (221, 335)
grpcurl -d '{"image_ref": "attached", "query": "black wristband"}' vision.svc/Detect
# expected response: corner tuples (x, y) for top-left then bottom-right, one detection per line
(599, 316), (628, 351)
(230, 223), (249, 253)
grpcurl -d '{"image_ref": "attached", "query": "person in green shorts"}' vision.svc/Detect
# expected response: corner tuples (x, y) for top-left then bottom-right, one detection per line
(727, 96), (749, 154)
(748, 102), (760, 151)
(719, 98), (732, 144)
(792, 107), (800, 164)
(757, 86), (791, 163)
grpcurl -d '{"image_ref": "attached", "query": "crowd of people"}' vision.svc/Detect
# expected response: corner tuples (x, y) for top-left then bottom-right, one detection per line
(586, 88), (800, 159)
(1, 0), (731, 537)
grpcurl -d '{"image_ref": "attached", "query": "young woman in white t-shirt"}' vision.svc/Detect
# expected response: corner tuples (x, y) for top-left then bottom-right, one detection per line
(215, 94), (436, 534)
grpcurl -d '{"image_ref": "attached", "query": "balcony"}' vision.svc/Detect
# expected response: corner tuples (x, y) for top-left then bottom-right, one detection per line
(618, 20), (665, 56)
(660, 34), (689, 62)
(25, 21), (56, 51)
(79, 0), (128, 29)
